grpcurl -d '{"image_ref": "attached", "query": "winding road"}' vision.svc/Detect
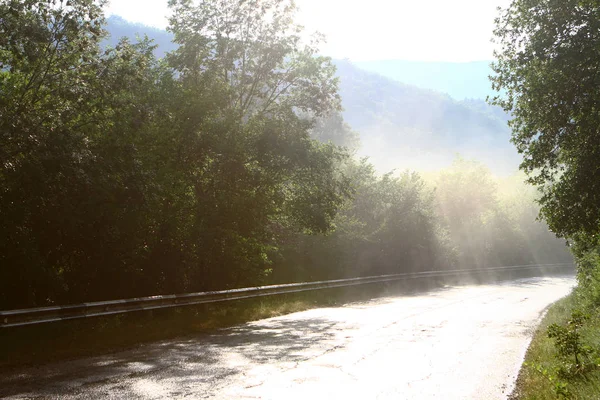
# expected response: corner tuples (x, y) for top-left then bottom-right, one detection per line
(1, 275), (574, 399)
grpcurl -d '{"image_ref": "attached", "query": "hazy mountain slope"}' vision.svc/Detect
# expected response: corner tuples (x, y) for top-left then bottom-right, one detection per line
(104, 17), (517, 174)
(333, 60), (518, 173)
(104, 16), (175, 58)
(354, 60), (494, 100)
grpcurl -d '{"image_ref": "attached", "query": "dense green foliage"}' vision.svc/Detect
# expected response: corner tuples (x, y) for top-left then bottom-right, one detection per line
(273, 158), (571, 284)
(491, 0), (600, 240)
(0, 0), (348, 308)
(491, 0), (600, 317)
(0, 0), (569, 310)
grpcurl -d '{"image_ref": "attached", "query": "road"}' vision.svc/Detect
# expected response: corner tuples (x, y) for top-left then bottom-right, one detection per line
(1, 275), (574, 399)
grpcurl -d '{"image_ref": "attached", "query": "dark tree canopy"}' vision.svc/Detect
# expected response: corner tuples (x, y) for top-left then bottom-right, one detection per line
(0, 0), (351, 307)
(491, 0), (600, 239)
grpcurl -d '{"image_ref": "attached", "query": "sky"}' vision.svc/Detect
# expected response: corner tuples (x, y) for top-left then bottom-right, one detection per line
(106, 0), (511, 62)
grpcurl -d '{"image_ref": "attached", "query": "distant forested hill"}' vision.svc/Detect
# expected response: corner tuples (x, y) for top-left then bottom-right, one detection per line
(333, 60), (518, 174)
(354, 60), (494, 100)
(105, 16), (517, 174)
(104, 16), (175, 58)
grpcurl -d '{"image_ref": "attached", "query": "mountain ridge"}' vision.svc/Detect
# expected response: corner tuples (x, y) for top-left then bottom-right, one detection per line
(104, 16), (517, 174)
(354, 59), (495, 100)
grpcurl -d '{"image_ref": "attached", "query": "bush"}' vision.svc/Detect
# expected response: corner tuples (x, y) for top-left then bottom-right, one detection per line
(547, 310), (594, 377)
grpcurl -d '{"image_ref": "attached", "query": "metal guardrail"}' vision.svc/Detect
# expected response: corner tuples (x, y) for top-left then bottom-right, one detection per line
(0, 263), (574, 328)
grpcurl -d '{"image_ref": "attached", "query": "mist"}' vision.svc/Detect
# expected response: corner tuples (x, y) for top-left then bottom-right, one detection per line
(303, 59), (571, 283)
(331, 59), (520, 176)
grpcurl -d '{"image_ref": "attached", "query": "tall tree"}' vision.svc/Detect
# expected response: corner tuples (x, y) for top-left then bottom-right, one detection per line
(164, 0), (350, 289)
(490, 0), (600, 239)
(0, 0), (168, 306)
(167, 0), (340, 119)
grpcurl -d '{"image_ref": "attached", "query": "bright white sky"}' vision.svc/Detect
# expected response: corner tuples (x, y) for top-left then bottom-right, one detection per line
(106, 0), (511, 62)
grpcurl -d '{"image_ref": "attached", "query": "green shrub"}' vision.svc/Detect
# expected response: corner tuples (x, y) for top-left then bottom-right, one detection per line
(547, 310), (596, 380)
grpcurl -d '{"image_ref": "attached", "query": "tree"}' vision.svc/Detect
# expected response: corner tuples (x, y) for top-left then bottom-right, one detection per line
(167, 0), (340, 120)
(0, 0), (165, 306)
(165, 0), (351, 288)
(490, 0), (600, 239)
(273, 157), (451, 282)
(309, 112), (360, 152)
(0, 0), (352, 308)
(434, 158), (498, 268)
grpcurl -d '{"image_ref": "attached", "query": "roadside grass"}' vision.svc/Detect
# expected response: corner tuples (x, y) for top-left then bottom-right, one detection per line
(511, 293), (600, 399)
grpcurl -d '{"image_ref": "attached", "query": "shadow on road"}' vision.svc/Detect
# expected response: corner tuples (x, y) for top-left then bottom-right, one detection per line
(0, 316), (349, 398)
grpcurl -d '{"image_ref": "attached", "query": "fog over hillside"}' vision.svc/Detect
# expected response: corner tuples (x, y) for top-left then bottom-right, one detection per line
(105, 16), (518, 175)
(354, 60), (495, 100)
(334, 60), (519, 174)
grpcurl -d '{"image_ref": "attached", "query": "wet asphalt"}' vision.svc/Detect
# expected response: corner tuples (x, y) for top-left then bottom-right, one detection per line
(0, 276), (575, 399)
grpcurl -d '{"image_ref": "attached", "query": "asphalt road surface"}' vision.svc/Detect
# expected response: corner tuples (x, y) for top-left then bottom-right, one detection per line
(1, 275), (575, 399)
